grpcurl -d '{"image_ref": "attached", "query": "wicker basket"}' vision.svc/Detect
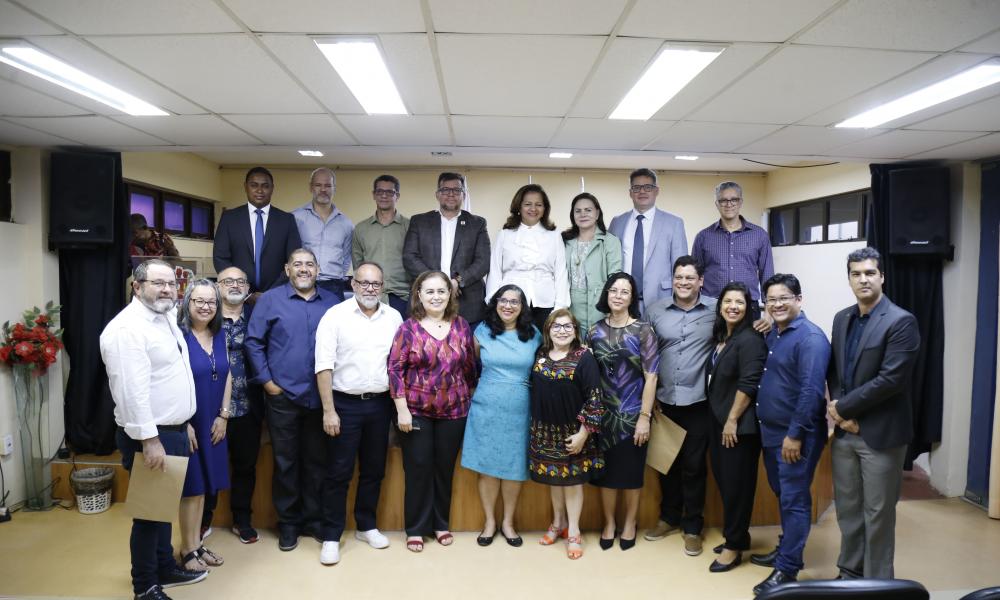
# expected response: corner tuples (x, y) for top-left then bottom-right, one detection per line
(70, 467), (114, 515)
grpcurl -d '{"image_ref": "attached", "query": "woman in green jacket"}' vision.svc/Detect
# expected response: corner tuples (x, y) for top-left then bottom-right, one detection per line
(563, 193), (623, 335)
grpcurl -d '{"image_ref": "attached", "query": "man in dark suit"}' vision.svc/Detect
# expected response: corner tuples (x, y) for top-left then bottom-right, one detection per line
(827, 247), (920, 580)
(213, 166), (302, 294)
(402, 172), (490, 325)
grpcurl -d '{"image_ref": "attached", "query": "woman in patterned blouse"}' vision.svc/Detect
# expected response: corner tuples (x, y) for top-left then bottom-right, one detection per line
(388, 270), (477, 553)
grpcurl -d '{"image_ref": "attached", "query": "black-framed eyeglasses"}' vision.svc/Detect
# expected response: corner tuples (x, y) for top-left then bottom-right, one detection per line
(191, 298), (218, 308)
(354, 280), (384, 290)
(629, 184), (658, 193)
(218, 277), (248, 287)
(373, 189), (399, 197)
(436, 187), (465, 196)
(550, 323), (575, 333)
(717, 198), (741, 206)
(140, 279), (178, 289)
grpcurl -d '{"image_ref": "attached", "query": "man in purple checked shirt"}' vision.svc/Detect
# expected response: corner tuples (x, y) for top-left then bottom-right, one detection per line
(691, 181), (774, 322)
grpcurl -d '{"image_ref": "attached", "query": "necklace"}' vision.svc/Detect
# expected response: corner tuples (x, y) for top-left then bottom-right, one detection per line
(195, 330), (218, 381)
(607, 314), (633, 328)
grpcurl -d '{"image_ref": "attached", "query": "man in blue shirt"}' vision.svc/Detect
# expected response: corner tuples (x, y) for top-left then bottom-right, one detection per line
(293, 168), (354, 303)
(752, 273), (831, 597)
(246, 248), (338, 552)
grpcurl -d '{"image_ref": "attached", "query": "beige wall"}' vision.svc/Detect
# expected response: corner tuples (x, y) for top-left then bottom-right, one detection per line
(765, 162), (871, 208)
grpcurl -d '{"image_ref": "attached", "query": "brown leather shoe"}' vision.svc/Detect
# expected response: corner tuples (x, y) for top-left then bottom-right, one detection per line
(643, 520), (679, 541)
(683, 533), (703, 556)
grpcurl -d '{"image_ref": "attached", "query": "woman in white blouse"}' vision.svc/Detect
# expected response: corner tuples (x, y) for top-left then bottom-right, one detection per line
(486, 184), (570, 332)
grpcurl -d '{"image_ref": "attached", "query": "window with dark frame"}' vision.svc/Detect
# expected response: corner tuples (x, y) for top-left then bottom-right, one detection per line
(769, 189), (870, 247)
(126, 180), (214, 241)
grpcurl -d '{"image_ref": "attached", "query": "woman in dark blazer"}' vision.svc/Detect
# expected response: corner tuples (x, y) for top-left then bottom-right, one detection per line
(705, 282), (768, 573)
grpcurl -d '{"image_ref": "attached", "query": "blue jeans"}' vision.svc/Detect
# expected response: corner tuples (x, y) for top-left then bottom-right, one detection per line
(762, 430), (826, 578)
(117, 427), (190, 594)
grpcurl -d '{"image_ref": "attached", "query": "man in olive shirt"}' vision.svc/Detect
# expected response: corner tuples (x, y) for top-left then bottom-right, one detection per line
(352, 174), (411, 316)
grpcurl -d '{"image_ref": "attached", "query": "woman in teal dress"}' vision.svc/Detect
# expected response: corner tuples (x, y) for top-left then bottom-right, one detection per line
(461, 284), (540, 547)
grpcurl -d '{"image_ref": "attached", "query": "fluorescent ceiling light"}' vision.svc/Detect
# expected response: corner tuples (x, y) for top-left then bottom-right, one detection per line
(314, 38), (407, 115)
(549, 152), (573, 159)
(674, 155), (699, 161)
(836, 59), (1000, 128)
(0, 44), (167, 116)
(610, 46), (724, 121)
(298, 150), (324, 157)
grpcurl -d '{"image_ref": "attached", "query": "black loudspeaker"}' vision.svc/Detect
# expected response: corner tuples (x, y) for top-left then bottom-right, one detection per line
(49, 151), (116, 246)
(888, 166), (950, 256)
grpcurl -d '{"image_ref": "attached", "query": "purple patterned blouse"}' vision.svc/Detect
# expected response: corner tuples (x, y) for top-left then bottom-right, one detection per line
(388, 317), (477, 419)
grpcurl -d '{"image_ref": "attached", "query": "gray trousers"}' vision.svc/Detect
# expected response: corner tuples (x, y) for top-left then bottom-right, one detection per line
(831, 433), (907, 579)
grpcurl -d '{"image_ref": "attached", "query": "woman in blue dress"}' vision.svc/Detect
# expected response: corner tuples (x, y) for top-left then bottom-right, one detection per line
(177, 279), (232, 571)
(461, 284), (540, 547)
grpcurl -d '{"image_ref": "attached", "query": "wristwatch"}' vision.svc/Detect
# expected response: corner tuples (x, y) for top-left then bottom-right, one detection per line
(218, 407), (231, 419)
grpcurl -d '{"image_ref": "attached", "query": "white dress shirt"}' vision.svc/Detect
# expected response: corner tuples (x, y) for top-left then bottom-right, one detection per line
(99, 297), (197, 441)
(247, 202), (271, 249)
(439, 212), (459, 277)
(314, 298), (403, 395)
(622, 206), (656, 274)
(485, 223), (570, 309)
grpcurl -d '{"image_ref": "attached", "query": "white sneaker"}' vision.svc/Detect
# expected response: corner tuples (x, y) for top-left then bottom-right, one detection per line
(355, 529), (390, 549)
(319, 541), (340, 565)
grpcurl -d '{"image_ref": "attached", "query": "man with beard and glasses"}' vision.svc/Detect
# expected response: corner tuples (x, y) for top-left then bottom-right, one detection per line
(100, 259), (205, 600)
(245, 249), (338, 552)
(314, 262), (403, 565)
(199, 267), (264, 544)
(293, 168), (354, 303)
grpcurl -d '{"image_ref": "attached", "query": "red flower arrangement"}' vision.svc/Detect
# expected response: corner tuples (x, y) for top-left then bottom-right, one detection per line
(1, 301), (63, 375)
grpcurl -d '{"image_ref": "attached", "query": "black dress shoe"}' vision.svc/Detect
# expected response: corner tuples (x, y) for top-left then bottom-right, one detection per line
(619, 536), (636, 551)
(503, 532), (523, 547)
(709, 552), (743, 573)
(135, 585), (172, 600)
(158, 567), (207, 588)
(599, 536), (614, 550)
(476, 530), (495, 546)
(752, 569), (796, 596)
(750, 546), (779, 567)
(278, 526), (299, 551)
(713, 543), (724, 554)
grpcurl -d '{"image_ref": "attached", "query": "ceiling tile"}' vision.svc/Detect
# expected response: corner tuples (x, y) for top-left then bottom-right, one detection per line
(960, 30), (1000, 54)
(908, 132), (1000, 160)
(647, 122), (783, 153)
(797, 0), (1000, 51)
(379, 34), (444, 115)
(336, 115), (450, 146)
(88, 34), (322, 113)
(620, 0), (839, 42)
(26, 0), (240, 34)
(257, 35), (363, 115)
(452, 116), (562, 147)
(689, 45), (932, 124)
(569, 37), (663, 118)
(427, 0), (627, 34)
(550, 118), (675, 150)
(0, 118), (78, 145)
(223, 114), (355, 146)
(906, 95), (1000, 132)
(0, 78), (91, 116)
(829, 129), (984, 159)
(6, 116), (170, 146)
(112, 115), (261, 145)
(222, 0), (425, 33)
(438, 34), (605, 117)
(0, 0), (62, 35)
(737, 125), (886, 155)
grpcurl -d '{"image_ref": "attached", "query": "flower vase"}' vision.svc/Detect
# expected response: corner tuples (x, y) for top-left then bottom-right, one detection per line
(12, 364), (52, 510)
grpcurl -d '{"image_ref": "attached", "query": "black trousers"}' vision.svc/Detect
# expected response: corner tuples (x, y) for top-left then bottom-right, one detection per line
(657, 401), (712, 535)
(398, 414), (466, 537)
(316, 278), (348, 304)
(321, 392), (393, 541)
(203, 386), (264, 529)
(709, 421), (761, 550)
(531, 306), (553, 333)
(387, 293), (409, 317)
(266, 392), (326, 532)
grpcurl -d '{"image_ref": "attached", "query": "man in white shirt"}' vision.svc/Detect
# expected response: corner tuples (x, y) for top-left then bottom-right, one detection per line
(314, 262), (403, 565)
(100, 259), (206, 600)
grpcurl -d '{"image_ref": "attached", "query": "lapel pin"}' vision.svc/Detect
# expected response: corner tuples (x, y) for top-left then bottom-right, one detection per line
(460, 220), (466, 226)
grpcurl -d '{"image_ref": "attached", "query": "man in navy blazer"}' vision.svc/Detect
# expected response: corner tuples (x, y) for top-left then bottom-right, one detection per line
(609, 168), (687, 315)
(827, 247), (920, 580)
(213, 166), (302, 294)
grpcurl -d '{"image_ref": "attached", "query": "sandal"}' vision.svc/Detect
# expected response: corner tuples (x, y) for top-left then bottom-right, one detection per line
(539, 524), (568, 546)
(181, 550), (207, 572)
(566, 535), (583, 560)
(434, 531), (454, 546)
(406, 536), (424, 553)
(196, 545), (224, 566)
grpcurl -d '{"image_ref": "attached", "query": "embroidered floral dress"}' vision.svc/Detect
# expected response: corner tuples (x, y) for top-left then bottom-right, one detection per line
(528, 346), (605, 485)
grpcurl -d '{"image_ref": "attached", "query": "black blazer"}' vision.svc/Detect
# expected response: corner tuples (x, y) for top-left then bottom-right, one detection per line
(402, 210), (490, 323)
(213, 204), (302, 293)
(705, 327), (767, 435)
(828, 296), (920, 450)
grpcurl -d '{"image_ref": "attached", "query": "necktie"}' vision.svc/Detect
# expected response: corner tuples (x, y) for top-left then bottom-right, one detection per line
(254, 209), (264, 288)
(631, 214), (645, 298)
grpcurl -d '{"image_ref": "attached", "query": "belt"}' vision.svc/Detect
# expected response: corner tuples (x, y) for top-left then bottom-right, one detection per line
(157, 422), (189, 432)
(335, 390), (389, 400)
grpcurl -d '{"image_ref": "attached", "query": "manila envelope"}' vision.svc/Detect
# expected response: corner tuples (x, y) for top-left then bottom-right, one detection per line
(645, 413), (686, 475)
(125, 453), (188, 523)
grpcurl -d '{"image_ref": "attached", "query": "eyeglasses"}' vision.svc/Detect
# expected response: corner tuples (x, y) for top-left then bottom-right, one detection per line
(550, 323), (575, 333)
(629, 184), (658, 193)
(141, 279), (178, 289)
(354, 280), (384, 290)
(497, 298), (522, 307)
(436, 187), (465, 196)
(191, 298), (218, 308)
(717, 198), (741, 206)
(373, 189), (398, 197)
(218, 277), (248, 287)
(765, 295), (799, 306)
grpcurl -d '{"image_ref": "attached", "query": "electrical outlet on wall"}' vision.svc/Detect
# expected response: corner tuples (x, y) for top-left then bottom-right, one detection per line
(1, 434), (13, 456)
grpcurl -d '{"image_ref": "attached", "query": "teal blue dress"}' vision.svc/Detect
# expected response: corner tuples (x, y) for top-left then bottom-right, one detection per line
(461, 322), (541, 481)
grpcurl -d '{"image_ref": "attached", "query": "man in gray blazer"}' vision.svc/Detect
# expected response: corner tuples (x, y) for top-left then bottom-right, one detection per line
(827, 247), (920, 580)
(402, 172), (490, 325)
(609, 168), (688, 314)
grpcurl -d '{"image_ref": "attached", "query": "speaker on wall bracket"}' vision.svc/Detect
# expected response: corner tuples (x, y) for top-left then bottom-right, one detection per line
(888, 166), (953, 259)
(49, 151), (117, 248)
